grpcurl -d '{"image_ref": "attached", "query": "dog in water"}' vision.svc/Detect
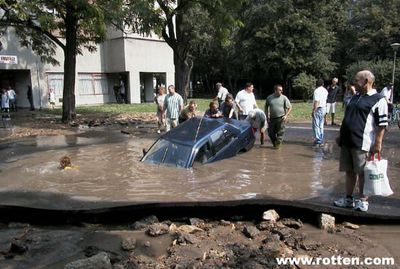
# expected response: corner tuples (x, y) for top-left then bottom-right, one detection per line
(59, 156), (72, 170)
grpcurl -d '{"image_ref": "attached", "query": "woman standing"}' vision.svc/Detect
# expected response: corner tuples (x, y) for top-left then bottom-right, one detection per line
(154, 86), (166, 133)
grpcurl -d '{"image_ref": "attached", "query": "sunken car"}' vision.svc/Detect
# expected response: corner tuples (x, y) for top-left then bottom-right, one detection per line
(141, 117), (255, 168)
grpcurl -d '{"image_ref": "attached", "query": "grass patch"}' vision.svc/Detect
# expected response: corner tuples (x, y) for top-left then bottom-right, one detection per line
(44, 99), (345, 123)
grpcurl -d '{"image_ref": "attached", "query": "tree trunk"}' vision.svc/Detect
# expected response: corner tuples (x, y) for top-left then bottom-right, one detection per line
(62, 5), (78, 122)
(174, 48), (192, 104)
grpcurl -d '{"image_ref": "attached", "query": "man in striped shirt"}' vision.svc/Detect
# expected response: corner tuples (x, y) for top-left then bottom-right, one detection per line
(334, 70), (388, 212)
(163, 85), (184, 132)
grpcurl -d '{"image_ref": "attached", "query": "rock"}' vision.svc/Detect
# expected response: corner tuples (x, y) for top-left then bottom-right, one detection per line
(318, 213), (335, 231)
(144, 241), (151, 247)
(257, 221), (275, 231)
(262, 209), (280, 222)
(10, 240), (28, 254)
(64, 252), (111, 269)
(8, 223), (30, 228)
(342, 222), (360, 230)
(220, 220), (231, 226)
(131, 215), (159, 230)
(176, 225), (204, 234)
(262, 234), (281, 244)
(147, 223), (169, 237)
(280, 218), (303, 229)
(189, 218), (205, 228)
(272, 227), (295, 241)
(242, 226), (260, 239)
(121, 238), (136, 251)
(261, 240), (292, 258)
(169, 223), (178, 233)
(176, 232), (198, 245)
(69, 121), (79, 127)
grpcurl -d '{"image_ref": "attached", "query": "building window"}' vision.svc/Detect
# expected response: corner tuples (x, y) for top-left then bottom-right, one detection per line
(78, 73), (109, 95)
(47, 73), (64, 97)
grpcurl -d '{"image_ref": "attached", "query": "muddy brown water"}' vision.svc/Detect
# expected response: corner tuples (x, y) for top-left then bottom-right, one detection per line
(0, 125), (399, 208)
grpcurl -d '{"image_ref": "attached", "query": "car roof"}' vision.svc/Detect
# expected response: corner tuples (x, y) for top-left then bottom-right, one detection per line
(161, 117), (248, 146)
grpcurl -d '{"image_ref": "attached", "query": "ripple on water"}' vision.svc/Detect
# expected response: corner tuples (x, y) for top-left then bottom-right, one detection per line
(0, 138), (399, 204)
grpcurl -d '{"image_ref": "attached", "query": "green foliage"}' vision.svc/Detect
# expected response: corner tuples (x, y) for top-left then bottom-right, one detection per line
(234, 0), (345, 81)
(292, 73), (317, 101)
(345, 60), (395, 90)
(0, 0), (122, 64)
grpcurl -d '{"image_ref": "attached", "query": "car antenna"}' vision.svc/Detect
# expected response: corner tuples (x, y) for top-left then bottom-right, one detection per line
(194, 117), (204, 143)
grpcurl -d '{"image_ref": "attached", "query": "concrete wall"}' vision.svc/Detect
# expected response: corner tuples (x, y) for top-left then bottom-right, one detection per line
(124, 38), (174, 103)
(0, 27), (174, 107)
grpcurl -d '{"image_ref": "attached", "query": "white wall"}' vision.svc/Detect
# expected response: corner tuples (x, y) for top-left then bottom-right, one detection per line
(0, 27), (174, 106)
(124, 38), (174, 103)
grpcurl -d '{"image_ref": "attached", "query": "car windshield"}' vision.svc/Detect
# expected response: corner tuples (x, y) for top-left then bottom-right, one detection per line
(142, 138), (192, 168)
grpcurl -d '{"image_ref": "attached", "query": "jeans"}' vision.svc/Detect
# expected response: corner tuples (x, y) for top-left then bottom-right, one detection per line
(312, 107), (325, 144)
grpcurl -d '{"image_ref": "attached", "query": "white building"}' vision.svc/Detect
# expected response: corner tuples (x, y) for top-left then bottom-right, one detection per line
(0, 27), (174, 108)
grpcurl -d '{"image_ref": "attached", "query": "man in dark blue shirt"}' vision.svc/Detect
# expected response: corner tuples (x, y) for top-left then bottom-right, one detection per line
(334, 70), (388, 212)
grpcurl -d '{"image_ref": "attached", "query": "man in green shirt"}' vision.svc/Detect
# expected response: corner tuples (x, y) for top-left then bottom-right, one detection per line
(264, 84), (292, 148)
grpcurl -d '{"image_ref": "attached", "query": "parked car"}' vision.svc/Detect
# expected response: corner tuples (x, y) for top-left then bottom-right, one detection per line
(141, 117), (255, 168)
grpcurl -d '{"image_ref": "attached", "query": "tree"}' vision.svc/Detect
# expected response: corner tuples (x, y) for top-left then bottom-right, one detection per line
(345, 60), (395, 90)
(233, 0), (346, 90)
(125, 0), (243, 102)
(292, 72), (317, 101)
(0, 0), (121, 122)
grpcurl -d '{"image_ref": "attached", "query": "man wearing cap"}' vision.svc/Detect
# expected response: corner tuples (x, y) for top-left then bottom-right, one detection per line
(325, 77), (341, 125)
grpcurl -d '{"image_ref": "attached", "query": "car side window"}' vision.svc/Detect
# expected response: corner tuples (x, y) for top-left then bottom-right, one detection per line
(210, 129), (236, 154)
(194, 142), (212, 164)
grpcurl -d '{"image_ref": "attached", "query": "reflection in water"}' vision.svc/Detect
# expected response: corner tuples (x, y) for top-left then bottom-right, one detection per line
(0, 134), (399, 206)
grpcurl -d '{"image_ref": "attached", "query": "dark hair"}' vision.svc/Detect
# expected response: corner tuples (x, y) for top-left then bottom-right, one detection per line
(317, 79), (324, 87)
(245, 82), (253, 88)
(225, 95), (233, 102)
(273, 84), (283, 91)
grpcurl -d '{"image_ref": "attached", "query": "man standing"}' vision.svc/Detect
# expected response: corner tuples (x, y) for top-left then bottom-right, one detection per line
(246, 108), (267, 145)
(312, 79), (328, 146)
(163, 85), (184, 132)
(264, 84), (292, 148)
(7, 86), (17, 112)
(334, 70), (388, 212)
(235, 83), (258, 120)
(325, 77), (340, 125)
(215, 82), (229, 107)
(380, 83), (393, 120)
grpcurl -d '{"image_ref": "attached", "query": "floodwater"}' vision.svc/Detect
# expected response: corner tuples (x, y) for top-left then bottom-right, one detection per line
(0, 124), (399, 209)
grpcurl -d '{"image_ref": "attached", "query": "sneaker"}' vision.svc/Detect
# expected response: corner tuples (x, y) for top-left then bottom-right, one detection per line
(354, 200), (369, 212)
(333, 197), (355, 208)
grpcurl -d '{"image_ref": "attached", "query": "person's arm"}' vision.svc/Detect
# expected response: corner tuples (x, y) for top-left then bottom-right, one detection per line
(283, 98), (292, 122)
(163, 96), (168, 114)
(264, 100), (270, 123)
(372, 126), (385, 154)
(283, 106), (292, 122)
(312, 100), (319, 117)
(253, 95), (258, 109)
(235, 96), (243, 113)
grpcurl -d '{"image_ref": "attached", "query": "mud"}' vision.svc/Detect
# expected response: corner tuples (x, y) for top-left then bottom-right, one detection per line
(0, 216), (398, 269)
(0, 109), (399, 268)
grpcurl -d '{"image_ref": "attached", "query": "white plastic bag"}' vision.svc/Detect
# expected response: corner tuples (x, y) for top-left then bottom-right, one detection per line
(363, 153), (393, 196)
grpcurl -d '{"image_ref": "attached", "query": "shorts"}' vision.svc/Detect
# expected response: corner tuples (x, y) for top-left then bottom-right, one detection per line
(339, 146), (368, 173)
(326, 102), (336, 113)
